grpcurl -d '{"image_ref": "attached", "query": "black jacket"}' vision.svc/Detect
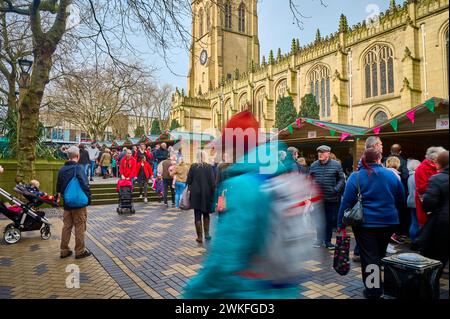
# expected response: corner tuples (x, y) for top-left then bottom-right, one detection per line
(57, 161), (91, 209)
(423, 167), (449, 224)
(383, 154), (408, 190)
(79, 149), (90, 165)
(153, 148), (169, 162)
(309, 159), (346, 202)
(187, 163), (215, 213)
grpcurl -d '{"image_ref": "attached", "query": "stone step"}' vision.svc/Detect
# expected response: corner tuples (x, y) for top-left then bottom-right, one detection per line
(91, 192), (160, 200)
(90, 197), (161, 206)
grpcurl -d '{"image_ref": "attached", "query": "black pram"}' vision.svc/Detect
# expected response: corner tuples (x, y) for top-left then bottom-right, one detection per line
(116, 179), (135, 214)
(0, 185), (55, 244)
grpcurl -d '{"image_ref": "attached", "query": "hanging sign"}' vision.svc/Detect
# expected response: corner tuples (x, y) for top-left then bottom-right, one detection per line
(308, 131), (317, 138)
(436, 117), (449, 130)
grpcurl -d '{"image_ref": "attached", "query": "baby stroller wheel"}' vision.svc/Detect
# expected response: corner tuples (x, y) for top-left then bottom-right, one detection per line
(40, 226), (51, 240)
(131, 208), (136, 214)
(4, 225), (21, 244)
(117, 208), (121, 214)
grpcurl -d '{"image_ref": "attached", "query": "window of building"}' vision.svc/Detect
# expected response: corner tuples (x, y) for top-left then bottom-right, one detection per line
(207, 7), (211, 32)
(238, 3), (245, 33)
(373, 110), (388, 126)
(276, 79), (287, 101)
(239, 93), (248, 111)
(227, 73), (232, 80)
(198, 9), (204, 37)
(364, 44), (394, 98)
(225, 1), (232, 29)
(309, 64), (331, 118)
(256, 89), (265, 123)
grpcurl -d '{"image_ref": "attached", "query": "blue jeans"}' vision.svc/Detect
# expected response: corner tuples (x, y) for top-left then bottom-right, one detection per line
(101, 166), (109, 176)
(153, 161), (158, 177)
(174, 182), (187, 208)
(89, 160), (95, 178)
(409, 207), (420, 244)
(81, 164), (89, 177)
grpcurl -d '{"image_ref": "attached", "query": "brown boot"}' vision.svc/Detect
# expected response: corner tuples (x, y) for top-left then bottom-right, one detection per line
(195, 221), (203, 243)
(203, 217), (211, 241)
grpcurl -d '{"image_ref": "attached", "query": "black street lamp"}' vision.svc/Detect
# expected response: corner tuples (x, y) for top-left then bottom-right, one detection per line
(18, 58), (33, 75)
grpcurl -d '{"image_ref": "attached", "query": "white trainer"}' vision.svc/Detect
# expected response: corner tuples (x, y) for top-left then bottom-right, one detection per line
(144, 198), (148, 203)
(386, 243), (397, 254)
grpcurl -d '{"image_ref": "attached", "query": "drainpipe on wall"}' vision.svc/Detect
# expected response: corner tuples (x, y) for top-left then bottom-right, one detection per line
(347, 49), (353, 124)
(421, 23), (429, 100)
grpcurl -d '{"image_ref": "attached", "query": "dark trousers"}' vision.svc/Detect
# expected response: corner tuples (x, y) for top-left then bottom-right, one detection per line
(423, 221), (449, 270)
(163, 178), (175, 204)
(316, 200), (340, 244)
(352, 226), (396, 299)
(194, 209), (209, 223)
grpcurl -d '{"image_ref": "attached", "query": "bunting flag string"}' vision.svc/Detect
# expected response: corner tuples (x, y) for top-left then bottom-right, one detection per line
(390, 118), (398, 132)
(316, 122), (325, 127)
(406, 110), (415, 124)
(424, 99), (435, 113)
(306, 119), (314, 124)
(288, 125), (293, 135)
(373, 127), (381, 135)
(295, 118), (302, 128)
(329, 130), (336, 137)
(340, 133), (350, 142)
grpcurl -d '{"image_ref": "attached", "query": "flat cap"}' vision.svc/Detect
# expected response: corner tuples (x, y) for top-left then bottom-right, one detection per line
(317, 145), (331, 152)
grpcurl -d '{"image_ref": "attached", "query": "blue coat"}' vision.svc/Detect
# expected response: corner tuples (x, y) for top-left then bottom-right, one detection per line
(183, 142), (299, 299)
(337, 164), (405, 228)
(56, 161), (91, 209)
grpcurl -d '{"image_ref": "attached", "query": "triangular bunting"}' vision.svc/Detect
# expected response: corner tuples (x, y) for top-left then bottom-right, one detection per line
(390, 119), (398, 132)
(373, 127), (381, 135)
(288, 125), (293, 134)
(316, 122), (325, 127)
(424, 99), (435, 113)
(330, 130), (336, 136)
(406, 110), (415, 124)
(295, 118), (302, 128)
(340, 133), (350, 142)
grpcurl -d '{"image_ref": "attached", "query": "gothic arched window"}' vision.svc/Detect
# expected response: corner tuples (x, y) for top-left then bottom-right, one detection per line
(364, 44), (394, 98)
(276, 79), (287, 101)
(224, 1), (232, 29)
(238, 3), (245, 33)
(239, 92), (248, 111)
(309, 64), (331, 118)
(198, 9), (204, 37)
(373, 110), (388, 126)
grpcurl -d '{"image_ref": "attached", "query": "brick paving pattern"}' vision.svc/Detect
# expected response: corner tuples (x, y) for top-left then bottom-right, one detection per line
(0, 203), (448, 299)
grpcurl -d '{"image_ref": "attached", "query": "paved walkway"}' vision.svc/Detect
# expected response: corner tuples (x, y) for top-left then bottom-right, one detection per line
(0, 203), (448, 299)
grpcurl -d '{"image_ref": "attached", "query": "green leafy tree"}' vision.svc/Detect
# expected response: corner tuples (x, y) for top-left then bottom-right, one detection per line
(134, 125), (146, 138)
(275, 96), (297, 129)
(150, 120), (161, 135)
(299, 94), (320, 119)
(169, 119), (181, 130)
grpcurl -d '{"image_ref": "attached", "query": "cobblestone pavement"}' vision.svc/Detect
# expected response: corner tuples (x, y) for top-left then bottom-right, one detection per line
(0, 203), (448, 299)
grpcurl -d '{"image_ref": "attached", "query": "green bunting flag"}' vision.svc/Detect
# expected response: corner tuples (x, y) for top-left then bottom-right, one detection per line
(424, 99), (435, 113)
(329, 130), (336, 136)
(306, 119), (314, 124)
(288, 125), (293, 134)
(390, 118), (398, 132)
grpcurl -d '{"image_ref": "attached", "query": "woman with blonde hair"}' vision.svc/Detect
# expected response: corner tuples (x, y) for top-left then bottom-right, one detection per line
(171, 157), (189, 208)
(186, 150), (215, 242)
(99, 148), (111, 179)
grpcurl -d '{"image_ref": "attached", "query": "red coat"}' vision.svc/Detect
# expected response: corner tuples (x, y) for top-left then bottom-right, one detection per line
(134, 149), (153, 162)
(119, 156), (137, 179)
(414, 159), (438, 226)
(135, 160), (153, 179)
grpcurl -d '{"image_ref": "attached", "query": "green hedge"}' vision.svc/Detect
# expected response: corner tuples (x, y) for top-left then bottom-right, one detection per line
(0, 160), (65, 196)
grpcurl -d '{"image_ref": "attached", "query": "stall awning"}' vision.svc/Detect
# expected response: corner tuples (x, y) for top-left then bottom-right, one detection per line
(170, 130), (214, 142)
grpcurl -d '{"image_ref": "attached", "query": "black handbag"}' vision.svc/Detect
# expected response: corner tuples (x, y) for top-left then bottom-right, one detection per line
(342, 172), (364, 226)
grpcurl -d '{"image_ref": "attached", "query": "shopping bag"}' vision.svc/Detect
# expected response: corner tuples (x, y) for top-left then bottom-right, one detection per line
(333, 229), (351, 276)
(179, 187), (191, 210)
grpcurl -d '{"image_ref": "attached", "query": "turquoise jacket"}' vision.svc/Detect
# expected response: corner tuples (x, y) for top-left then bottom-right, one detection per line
(183, 142), (300, 299)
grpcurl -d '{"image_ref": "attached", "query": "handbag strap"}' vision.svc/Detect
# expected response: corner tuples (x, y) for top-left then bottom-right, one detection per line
(356, 172), (362, 200)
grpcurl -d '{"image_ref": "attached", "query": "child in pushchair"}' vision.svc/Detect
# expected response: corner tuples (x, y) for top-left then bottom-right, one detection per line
(0, 181), (56, 244)
(116, 179), (135, 214)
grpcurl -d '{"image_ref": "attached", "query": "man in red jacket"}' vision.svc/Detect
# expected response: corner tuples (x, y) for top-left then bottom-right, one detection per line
(120, 149), (137, 180)
(415, 146), (446, 226)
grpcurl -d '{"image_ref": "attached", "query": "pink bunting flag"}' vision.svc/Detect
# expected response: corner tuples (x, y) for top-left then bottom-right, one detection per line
(295, 118), (302, 128)
(373, 126), (381, 135)
(340, 133), (350, 142)
(316, 122), (325, 127)
(406, 110), (415, 124)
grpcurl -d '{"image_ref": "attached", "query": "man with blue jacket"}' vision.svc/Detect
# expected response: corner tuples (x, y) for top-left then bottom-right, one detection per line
(57, 146), (92, 259)
(309, 145), (346, 249)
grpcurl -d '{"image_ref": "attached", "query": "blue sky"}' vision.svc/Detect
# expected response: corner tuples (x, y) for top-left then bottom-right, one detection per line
(138, 0), (392, 89)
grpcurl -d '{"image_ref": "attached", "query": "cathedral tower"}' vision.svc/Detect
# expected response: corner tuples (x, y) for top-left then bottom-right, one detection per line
(188, 0), (260, 97)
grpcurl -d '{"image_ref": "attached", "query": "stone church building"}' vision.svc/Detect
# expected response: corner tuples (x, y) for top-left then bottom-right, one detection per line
(170, 0), (449, 133)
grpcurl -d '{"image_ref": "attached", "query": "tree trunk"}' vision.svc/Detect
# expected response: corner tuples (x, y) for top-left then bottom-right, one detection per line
(16, 53), (53, 184)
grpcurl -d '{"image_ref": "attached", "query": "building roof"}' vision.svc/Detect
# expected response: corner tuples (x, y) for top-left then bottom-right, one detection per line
(169, 130), (215, 142)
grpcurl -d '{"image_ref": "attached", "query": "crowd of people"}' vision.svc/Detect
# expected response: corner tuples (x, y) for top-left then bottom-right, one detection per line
(2, 109), (447, 299)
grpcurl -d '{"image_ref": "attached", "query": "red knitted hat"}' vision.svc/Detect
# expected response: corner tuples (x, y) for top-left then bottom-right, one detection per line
(221, 110), (259, 155)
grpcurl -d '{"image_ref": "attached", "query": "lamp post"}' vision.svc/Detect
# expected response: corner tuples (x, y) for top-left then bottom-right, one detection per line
(17, 58), (33, 150)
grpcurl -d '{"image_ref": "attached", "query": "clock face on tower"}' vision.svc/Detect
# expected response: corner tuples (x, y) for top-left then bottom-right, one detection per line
(200, 49), (208, 65)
